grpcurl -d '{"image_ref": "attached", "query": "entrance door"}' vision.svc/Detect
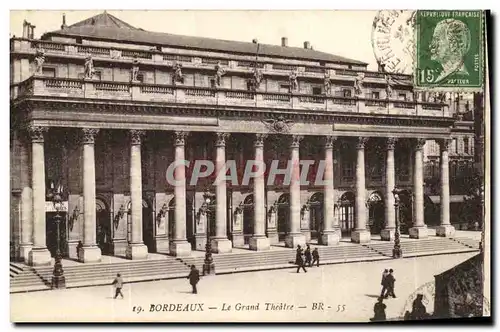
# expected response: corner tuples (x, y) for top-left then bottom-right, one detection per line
(398, 190), (413, 234)
(309, 193), (323, 240)
(368, 192), (385, 234)
(276, 193), (289, 242)
(142, 200), (155, 252)
(339, 192), (355, 236)
(96, 199), (111, 255)
(46, 212), (68, 258)
(242, 194), (254, 244)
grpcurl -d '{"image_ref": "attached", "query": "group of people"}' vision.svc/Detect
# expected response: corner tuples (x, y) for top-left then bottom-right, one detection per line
(295, 244), (320, 273)
(371, 268), (397, 321)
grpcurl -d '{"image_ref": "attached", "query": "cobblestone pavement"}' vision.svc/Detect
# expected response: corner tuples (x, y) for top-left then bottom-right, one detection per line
(11, 252), (478, 322)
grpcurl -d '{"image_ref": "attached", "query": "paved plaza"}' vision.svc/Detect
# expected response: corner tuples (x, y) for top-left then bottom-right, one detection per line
(11, 251), (478, 322)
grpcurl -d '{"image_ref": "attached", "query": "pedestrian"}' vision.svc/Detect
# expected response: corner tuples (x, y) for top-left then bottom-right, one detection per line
(370, 297), (387, 322)
(304, 244), (312, 267)
(312, 248), (320, 267)
(380, 269), (389, 298)
(187, 265), (200, 294)
(384, 269), (396, 298)
(410, 294), (428, 320)
(112, 273), (124, 299)
(295, 246), (307, 273)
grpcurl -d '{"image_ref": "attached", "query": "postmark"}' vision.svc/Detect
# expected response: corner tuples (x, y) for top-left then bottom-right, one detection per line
(401, 280), (490, 320)
(414, 10), (484, 90)
(371, 10), (416, 74)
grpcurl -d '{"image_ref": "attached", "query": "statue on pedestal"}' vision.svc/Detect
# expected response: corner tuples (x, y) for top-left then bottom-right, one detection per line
(84, 55), (95, 79)
(33, 48), (45, 75)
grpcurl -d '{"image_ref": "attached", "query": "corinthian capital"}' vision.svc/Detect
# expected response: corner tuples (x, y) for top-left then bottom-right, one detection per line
(356, 137), (369, 149)
(414, 138), (426, 150)
(386, 137), (398, 150)
(438, 138), (452, 151)
(324, 136), (338, 149)
(254, 133), (268, 148)
(130, 130), (145, 145)
(215, 132), (230, 147)
(81, 128), (100, 145)
(174, 131), (189, 146)
(27, 125), (48, 143)
(290, 135), (303, 148)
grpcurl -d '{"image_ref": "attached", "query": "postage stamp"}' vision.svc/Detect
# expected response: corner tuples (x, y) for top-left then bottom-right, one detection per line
(414, 10), (484, 90)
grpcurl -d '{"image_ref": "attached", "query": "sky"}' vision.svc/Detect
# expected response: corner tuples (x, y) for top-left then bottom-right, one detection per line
(10, 10), (380, 70)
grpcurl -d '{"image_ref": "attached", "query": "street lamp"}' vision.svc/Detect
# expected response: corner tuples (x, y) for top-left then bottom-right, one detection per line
(51, 191), (66, 289)
(203, 191), (215, 276)
(392, 188), (403, 259)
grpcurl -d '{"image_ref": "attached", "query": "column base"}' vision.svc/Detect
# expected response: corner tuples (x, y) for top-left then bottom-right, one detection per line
(19, 244), (32, 264)
(155, 237), (170, 253)
(249, 236), (270, 251)
(351, 229), (371, 244)
(28, 248), (52, 266)
(195, 235), (207, 251)
(66, 240), (79, 260)
(169, 240), (192, 257)
(302, 231), (311, 243)
(409, 226), (428, 239)
(111, 239), (127, 257)
(126, 243), (148, 260)
(285, 233), (306, 248)
(211, 238), (232, 253)
(78, 246), (102, 263)
(267, 230), (279, 245)
(380, 228), (396, 241)
(436, 225), (456, 238)
(319, 231), (341, 246)
(231, 233), (244, 247)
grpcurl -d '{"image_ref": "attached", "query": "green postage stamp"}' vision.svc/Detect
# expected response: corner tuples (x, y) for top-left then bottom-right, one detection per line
(414, 10), (484, 90)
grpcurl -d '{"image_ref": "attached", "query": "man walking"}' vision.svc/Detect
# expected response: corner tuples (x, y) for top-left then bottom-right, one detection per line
(380, 269), (389, 298)
(312, 248), (320, 267)
(112, 273), (124, 299)
(296, 245), (307, 273)
(187, 265), (200, 294)
(384, 269), (396, 298)
(304, 244), (312, 267)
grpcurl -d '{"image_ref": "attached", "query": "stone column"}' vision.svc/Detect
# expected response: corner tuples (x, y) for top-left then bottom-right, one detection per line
(409, 138), (428, 239)
(78, 128), (102, 263)
(285, 135), (306, 248)
(19, 133), (33, 263)
(351, 137), (371, 243)
(169, 131), (192, 256)
(437, 139), (455, 237)
(320, 136), (340, 245)
(211, 132), (232, 253)
(250, 134), (270, 251)
(381, 137), (397, 241)
(27, 126), (52, 266)
(126, 130), (148, 260)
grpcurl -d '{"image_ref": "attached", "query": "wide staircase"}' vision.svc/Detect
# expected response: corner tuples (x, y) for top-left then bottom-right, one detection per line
(10, 256), (190, 293)
(363, 237), (480, 258)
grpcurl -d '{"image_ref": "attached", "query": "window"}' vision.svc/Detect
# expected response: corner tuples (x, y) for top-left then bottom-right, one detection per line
(342, 161), (354, 181)
(452, 138), (458, 154)
(312, 86), (322, 95)
(93, 70), (102, 81)
(76, 37), (82, 44)
(210, 79), (216, 88)
(343, 89), (352, 97)
(464, 138), (470, 154)
(372, 91), (380, 99)
(42, 67), (56, 77)
(399, 93), (407, 101)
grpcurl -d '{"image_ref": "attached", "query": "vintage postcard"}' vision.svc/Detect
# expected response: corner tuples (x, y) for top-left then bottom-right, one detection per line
(9, 9), (490, 323)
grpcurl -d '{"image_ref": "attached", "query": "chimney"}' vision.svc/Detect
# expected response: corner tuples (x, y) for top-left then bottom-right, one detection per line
(29, 24), (35, 39)
(303, 41), (311, 49)
(281, 37), (288, 47)
(61, 13), (67, 30)
(252, 39), (258, 44)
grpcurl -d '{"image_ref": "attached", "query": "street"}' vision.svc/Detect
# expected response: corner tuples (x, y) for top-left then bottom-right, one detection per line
(11, 252), (478, 322)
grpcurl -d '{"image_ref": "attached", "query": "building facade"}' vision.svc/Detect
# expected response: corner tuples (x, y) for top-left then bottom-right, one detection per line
(11, 13), (458, 266)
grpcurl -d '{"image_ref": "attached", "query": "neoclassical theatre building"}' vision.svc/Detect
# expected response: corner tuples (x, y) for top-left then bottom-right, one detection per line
(10, 12), (458, 266)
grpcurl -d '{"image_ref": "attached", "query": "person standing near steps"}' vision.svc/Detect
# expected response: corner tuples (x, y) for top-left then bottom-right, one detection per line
(112, 273), (124, 299)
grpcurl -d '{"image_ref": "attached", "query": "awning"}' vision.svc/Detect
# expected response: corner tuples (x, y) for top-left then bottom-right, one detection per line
(428, 195), (466, 204)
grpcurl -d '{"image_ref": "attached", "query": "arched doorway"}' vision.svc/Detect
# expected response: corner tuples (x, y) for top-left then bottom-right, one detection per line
(167, 196), (195, 248)
(339, 192), (355, 236)
(242, 194), (254, 245)
(96, 198), (111, 255)
(398, 190), (413, 234)
(309, 193), (323, 240)
(142, 199), (155, 252)
(276, 193), (289, 242)
(368, 192), (384, 234)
